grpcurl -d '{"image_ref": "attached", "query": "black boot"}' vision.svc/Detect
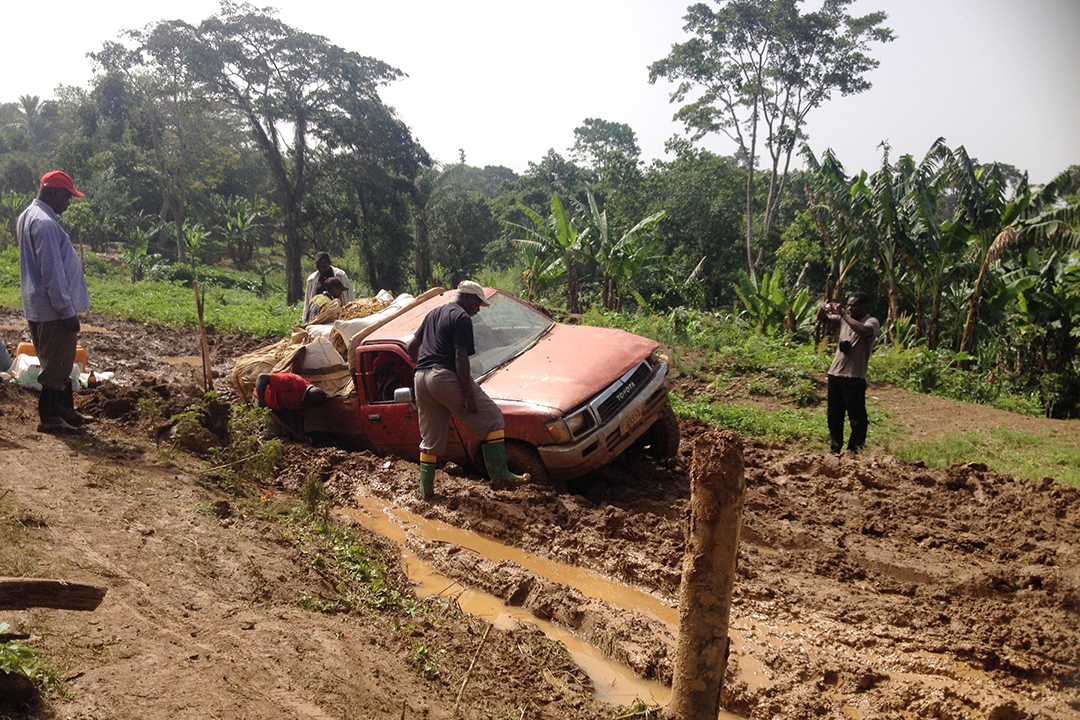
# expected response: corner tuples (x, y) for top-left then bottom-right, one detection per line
(59, 384), (92, 426)
(37, 387), (78, 434)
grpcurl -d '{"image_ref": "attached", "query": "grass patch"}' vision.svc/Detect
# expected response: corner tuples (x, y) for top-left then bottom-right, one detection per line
(0, 247), (297, 338)
(87, 278), (296, 337)
(671, 393), (827, 447)
(890, 427), (1080, 488)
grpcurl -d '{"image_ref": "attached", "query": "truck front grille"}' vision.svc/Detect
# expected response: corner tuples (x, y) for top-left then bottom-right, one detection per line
(595, 361), (651, 424)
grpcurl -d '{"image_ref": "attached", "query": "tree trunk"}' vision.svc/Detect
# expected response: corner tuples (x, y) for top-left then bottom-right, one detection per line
(566, 261), (580, 314)
(283, 200), (304, 306)
(928, 287), (942, 351)
(959, 253), (991, 369)
(744, 167), (756, 283)
(414, 210), (432, 291)
(888, 280), (902, 348)
(668, 429), (744, 720)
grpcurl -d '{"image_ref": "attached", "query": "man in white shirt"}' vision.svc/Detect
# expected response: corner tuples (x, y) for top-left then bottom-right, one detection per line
(302, 251), (354, 322)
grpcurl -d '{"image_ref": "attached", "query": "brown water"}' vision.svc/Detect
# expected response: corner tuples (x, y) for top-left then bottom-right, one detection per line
(337, 497), (749, 718)
(155, 356), (203, 367)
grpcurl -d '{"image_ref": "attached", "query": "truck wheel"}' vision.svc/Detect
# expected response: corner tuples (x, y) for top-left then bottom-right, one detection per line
(643, 404), (681, 460)
(504, 441), (555, 488)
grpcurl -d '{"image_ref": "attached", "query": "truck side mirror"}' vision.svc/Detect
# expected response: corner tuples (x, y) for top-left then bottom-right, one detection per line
(393, 387), (414, 404)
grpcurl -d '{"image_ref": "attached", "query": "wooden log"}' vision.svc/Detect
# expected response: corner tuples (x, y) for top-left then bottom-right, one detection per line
(194, 281), (214, 392)
(668, 429), (745, 720)
(0, 578), (107, 611)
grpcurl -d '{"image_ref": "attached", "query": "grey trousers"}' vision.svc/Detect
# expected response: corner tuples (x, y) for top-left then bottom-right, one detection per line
(28, 320), (78, 391)
(414, 367), (503, 457)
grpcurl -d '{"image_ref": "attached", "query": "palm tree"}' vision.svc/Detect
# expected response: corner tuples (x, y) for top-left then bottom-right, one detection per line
(13, 95), (51, 152)
(411, 162), (472, 290)
(849, 141), (950, 347)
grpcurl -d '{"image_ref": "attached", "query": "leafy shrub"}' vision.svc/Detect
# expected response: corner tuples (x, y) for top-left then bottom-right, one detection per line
(0, 623), (56, 690)
(871, 346), (1042, 416)
(206, 404), (282, 492)
(148, 261), (267, 293)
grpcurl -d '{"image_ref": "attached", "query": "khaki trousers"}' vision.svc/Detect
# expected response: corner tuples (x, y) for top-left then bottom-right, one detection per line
(414, 367), (503, 457)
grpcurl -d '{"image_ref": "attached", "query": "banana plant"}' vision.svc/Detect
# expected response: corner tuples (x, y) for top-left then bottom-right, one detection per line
(733, 270), (813, 337)
(573, 190), (666, 311)
(505, 194), (588, 313)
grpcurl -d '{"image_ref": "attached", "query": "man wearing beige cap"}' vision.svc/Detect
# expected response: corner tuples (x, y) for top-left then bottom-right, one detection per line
(17, 171), (92, 433)
(407, 281), (526, 498)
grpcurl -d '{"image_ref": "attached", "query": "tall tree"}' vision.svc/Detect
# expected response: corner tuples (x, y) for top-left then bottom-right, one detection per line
(92, 21), (227, 261)
(649, 0), (893, 281)
(13, 96), (54, 154)
(189, 1), (413, 304)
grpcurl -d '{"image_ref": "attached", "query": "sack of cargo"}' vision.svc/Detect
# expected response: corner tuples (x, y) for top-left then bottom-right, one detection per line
(231, 330), (308, 403)
(301, 334), (346, 371)
(306, 298), (342, 325)
(334, 293), (416, 349)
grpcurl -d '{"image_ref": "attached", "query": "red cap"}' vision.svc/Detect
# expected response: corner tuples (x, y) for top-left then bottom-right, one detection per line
(40, 170), (84, 197)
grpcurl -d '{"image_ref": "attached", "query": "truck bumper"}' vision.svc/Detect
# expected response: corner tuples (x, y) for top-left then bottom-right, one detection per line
(537, 363), (670, 479)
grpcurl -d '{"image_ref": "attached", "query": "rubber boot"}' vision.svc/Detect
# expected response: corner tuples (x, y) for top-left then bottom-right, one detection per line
(37, 387), (78, 434)
(59, 383), (92, 426)
(481, 438), (528, 490)
(419, 453), (437, 500)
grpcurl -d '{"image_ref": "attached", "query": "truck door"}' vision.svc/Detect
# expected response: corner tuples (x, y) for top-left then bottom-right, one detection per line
(356, 345), (466, 462)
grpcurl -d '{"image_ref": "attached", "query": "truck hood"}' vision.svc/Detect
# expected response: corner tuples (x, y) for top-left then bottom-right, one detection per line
(479, 324), (658, 413)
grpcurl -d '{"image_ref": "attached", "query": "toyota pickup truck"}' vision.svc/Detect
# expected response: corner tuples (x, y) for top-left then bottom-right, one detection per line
(298, 287), (679, 483)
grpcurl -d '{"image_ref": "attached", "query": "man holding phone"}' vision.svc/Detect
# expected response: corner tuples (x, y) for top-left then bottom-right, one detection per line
(818, 292), (880, 453)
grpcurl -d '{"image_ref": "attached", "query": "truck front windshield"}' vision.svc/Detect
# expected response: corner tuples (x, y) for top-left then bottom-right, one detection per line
(469, 292), (554, 378)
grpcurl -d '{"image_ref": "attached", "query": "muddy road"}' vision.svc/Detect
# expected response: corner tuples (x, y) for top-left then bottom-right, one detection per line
(2, 308), (1079, 719)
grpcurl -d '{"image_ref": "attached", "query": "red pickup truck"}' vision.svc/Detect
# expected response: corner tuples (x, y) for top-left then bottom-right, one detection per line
(300, 287), (679, 484)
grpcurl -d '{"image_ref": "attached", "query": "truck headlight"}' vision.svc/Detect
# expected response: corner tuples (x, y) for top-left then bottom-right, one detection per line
(546, 418), (571, 443)
(546, 409), (595, 443)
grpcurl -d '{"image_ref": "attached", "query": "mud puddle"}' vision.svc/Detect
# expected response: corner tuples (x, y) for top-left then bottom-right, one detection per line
(156, 356), (203, 366)
(337, 499), (681, 708)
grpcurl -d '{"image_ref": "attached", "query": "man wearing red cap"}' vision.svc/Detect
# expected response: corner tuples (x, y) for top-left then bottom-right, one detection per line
(17, 171), (91, 433)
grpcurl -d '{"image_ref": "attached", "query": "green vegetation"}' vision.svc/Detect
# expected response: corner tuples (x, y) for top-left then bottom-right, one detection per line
(0, 623), (59, 694)
(205, 405), (283, 493)
(887, 428), (1080, 487)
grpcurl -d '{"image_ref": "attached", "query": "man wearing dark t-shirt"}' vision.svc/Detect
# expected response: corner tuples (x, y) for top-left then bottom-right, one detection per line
(407, 281), (526, 498)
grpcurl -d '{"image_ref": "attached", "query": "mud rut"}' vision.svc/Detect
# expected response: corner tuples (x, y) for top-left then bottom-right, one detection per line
(5, 308), (1079, 720)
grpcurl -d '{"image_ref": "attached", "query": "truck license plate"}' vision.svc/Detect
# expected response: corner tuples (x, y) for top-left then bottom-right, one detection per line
(620, 406), (643, 437)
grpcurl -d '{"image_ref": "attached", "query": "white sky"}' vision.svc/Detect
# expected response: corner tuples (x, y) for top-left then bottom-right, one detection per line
(3, 0), (1078, 184)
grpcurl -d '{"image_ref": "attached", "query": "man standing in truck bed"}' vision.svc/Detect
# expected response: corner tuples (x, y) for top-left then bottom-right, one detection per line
(407, 281), (526, 498)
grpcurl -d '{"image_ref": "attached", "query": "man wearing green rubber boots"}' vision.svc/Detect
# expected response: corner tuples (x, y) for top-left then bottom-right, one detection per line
(407, 281), (527, 499)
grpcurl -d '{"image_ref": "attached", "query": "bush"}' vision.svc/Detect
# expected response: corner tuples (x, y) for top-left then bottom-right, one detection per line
(148, 261), (269, 294)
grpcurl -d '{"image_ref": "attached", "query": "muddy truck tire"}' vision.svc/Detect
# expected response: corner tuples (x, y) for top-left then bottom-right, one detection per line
(640, 403), (680, 460)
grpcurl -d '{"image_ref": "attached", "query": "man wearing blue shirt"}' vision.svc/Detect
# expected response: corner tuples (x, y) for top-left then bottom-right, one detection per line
(18, 171), (91, 433)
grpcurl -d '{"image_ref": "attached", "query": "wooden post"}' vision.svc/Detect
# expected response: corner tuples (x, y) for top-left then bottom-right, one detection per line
(0, 578), (107, 611)
(668, 429), (745, 720)
(194, 281), (213, 392)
